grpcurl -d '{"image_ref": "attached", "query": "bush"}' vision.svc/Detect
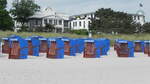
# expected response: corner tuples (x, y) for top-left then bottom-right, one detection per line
(143, 23), (150, 33)
(18, 26), (29, 32)
(32, 24), (55, 32)
(70, 29), (88, 35)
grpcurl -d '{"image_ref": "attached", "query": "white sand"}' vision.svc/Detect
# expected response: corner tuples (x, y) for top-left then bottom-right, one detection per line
(0, 48), (150, 84)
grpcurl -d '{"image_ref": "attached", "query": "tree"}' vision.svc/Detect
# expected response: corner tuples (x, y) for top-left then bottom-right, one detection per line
(134, 23), (143, 33)
(90, 8), (136, 34)
(142, 23), (150, 33)
(0, 0), (14, 31)
(10, 0), (40, 28)
(44, 24), (55, 32)
(0, 0), (7, 9)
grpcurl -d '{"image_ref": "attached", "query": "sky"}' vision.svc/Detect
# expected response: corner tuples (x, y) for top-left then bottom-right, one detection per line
(7, 0), (150, 22)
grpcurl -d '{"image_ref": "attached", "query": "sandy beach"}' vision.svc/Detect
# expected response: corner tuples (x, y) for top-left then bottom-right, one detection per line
(0, 47), (150, 84)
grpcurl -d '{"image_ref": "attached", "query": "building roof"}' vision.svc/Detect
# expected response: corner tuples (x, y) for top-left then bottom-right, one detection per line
(130, 14), (145, 16)
(71, 11), (145, 18)
(71, 12), (95, 17)
(29, 7), (69, 20)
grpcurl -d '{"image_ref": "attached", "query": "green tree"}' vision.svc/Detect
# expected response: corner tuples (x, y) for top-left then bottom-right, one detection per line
(10, 0), (40, 29)
(90, 8), (136, 34)
(134, 23), (143, 33)
(0, 0), (7, 9)
(142, 23), (150, 33)
(44, 24), (55, 32)
(0, 0), (14, 31)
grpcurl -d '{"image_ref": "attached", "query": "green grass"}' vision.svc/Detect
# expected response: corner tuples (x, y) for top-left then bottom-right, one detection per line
(93, 33), (150, 40)
(1, 31), (150, 46)
(93, 33), (150, 46)
(0, 31), (87, 38)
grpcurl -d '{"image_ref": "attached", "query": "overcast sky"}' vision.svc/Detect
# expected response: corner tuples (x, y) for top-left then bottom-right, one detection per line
(7, 0), (150, 22)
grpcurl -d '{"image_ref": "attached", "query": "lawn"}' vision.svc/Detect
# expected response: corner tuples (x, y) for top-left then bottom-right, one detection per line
(0, 31), (150, 45)
(0, 31), (87, 38)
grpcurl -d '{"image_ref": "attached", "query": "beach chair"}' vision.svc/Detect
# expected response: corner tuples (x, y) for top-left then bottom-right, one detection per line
(47, 38), (64, 59)
(9, 37), (28, 59)
(2, 38), (10, 54)
(75, 38), (84, 53)
(116, 40), (134, 57)
(144, 41), (150, 54)
(1, 35), (21, 54)
(134, 40), (144, 52)
(83, 39), (101, 58)
(98, 38), (110, 56)
(25, 37), (40, 56)
(62, 38), (76, 56)
(39, 38), (48, 53)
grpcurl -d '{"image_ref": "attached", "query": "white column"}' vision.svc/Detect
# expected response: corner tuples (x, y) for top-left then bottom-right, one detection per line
(62, 20), (64, 33)
(57, 19), (59, 26)
(42, 18), (45, 27)
(52, 19), (54, 25)
(47, 19), (49, 24)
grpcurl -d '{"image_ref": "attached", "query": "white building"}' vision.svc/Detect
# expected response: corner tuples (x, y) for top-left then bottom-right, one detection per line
(70, 10), (145, 30)
(132, 10), (145, 25)
(14, 7), (145, 32)
(28, 7), (70, 32)
(70, 12), (94, 30)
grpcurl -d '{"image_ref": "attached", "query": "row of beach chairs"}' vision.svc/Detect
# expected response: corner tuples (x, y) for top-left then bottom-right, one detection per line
(0, 35), (110, 59)
(114, 39), (150, 57)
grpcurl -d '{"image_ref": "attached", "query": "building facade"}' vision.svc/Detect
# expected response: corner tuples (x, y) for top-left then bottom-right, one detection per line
(14, 8), (145, 32)
(70, 11), (145, 30)
(70, 12), (94, 30)
(132, 10), (145, 25)
(28, 8), (70, 32)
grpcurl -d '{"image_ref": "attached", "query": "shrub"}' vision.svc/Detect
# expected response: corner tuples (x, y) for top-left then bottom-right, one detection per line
(70, 29), (88, 35)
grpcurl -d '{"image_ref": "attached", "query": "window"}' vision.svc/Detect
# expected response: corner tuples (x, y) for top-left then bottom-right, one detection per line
(73, 22), (77, 27)
(59, 20), (62, 25)
(44, 19), (47, 24)
(83, 21), (85, 28)
(138, 16), (140, 20)
(79, 21), (82, 27)
(49, 20), (52, 24)
(75, 22), (77, 27)
(54, 19), (57, 25)
(73, 22), (75, 27)
(88, 21), (91, 28)
(56, 20), (58, 25)
(64, 20), (68, 27)
(36, 20), (38, 25)
(134, 16), (136, 20)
